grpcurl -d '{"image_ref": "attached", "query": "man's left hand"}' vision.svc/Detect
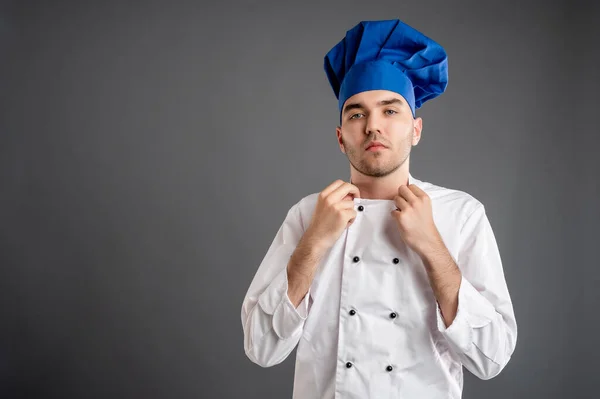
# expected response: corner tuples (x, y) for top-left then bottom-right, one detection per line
(391, 184), (443, 257)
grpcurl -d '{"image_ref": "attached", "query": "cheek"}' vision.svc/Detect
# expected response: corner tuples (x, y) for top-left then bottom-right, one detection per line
(340, 127), (363, 145)
(393, 122), (414, 141)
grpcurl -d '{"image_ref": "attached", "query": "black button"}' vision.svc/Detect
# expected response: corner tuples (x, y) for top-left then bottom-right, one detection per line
(393, 258), (400, 264)
(357, 205), (364, 211)
(349, 309), (356, 316)
(346, 362), (353, 368)
(353, 256), (360, 263)
(386, 365), (393, 372)
(390, 312), (397, 319)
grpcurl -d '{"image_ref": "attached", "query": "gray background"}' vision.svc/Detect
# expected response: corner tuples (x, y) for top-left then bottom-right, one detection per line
(1, 0), (598, 398)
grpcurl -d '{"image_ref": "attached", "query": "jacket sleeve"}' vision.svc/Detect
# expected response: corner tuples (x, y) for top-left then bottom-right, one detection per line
(435, 203), (518, 380)
(241, 202), (311, 367)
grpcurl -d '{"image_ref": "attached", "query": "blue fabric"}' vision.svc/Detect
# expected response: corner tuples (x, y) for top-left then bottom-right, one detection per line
(324, 19), (448, 118)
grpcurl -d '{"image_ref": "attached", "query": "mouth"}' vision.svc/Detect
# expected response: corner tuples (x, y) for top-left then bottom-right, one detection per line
(365, 143), (387, 151)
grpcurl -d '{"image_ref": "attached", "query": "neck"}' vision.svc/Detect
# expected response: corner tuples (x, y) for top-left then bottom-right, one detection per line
(349, 162), (410, 200)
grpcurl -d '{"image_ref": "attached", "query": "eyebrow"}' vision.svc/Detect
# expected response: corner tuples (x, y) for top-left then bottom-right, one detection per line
(342, 98), (404, 115)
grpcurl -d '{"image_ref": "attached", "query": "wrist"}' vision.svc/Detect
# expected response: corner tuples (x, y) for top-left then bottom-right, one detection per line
(416, 242), (443, 264)
(300, 230), (330, 259)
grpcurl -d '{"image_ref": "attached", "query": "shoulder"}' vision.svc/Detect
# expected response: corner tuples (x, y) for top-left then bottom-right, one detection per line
(278, 192), (320, 231)
(295, 192), (321, 218)
(414, 176), (485, 223)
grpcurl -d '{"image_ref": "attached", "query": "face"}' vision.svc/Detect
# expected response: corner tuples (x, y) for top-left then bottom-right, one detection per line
(336, 90), (422, 178)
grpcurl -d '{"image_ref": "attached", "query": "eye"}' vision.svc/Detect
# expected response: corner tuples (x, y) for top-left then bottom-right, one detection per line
(385, 109), (398, 115)
(349, 113), (364, 120)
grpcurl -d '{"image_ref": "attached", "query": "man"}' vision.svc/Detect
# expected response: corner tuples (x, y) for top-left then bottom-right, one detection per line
(241, 19), (517, 398)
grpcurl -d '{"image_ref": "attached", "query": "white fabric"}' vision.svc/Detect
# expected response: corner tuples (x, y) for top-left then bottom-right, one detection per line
(241, 174), (517, 399)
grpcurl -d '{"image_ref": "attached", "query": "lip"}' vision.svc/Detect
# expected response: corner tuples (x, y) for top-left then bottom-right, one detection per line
(365, 142), (387, 151)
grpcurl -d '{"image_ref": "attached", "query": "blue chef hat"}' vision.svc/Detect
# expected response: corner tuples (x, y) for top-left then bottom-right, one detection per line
(324, 19), (448, 119)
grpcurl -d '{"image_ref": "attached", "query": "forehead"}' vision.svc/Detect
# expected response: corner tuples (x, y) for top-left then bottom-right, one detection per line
(342, 89), (409, 108)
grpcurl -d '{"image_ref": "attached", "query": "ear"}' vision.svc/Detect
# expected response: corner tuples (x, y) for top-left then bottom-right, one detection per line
(412, 117), (423, 146)
(336, 126), (346, 153)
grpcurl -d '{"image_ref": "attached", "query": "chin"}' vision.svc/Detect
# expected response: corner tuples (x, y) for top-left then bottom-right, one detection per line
(358, 165), (394, 178)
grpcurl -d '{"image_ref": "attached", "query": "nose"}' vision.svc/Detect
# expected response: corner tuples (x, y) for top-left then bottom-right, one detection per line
(365, 113), (382, 135)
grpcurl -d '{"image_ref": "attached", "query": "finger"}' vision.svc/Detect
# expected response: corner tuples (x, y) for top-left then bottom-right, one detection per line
(321, 180), (346, 198)
(398, 185), (418, 204)
(341, 209), (358, 223)
(336, 198), (358, 210)
(342, 194), (354, 201)
(393, 195), (409, 211)
(408, 184), (427, 198)
(329, 182), (361, 203)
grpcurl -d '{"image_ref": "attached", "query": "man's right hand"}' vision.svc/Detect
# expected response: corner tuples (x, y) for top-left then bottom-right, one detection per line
(286, 180), (360, 307)
(304, 180), (361, 253)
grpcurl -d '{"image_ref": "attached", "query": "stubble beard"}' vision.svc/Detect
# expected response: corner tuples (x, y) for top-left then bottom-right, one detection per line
(342, 134), (412, 178)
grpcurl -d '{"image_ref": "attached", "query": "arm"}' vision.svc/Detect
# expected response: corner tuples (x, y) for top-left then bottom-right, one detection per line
(287, 234), (328, 307)
(242, 181), (359, 367)
(423, 204), (518, 380)
(241, 203), (318, 367)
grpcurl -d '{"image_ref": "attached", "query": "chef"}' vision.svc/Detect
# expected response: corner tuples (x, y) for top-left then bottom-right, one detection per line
(241, 19), (517, 399)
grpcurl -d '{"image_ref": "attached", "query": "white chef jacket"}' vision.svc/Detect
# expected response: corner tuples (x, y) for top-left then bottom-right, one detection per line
(241, 174), (517, 399)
